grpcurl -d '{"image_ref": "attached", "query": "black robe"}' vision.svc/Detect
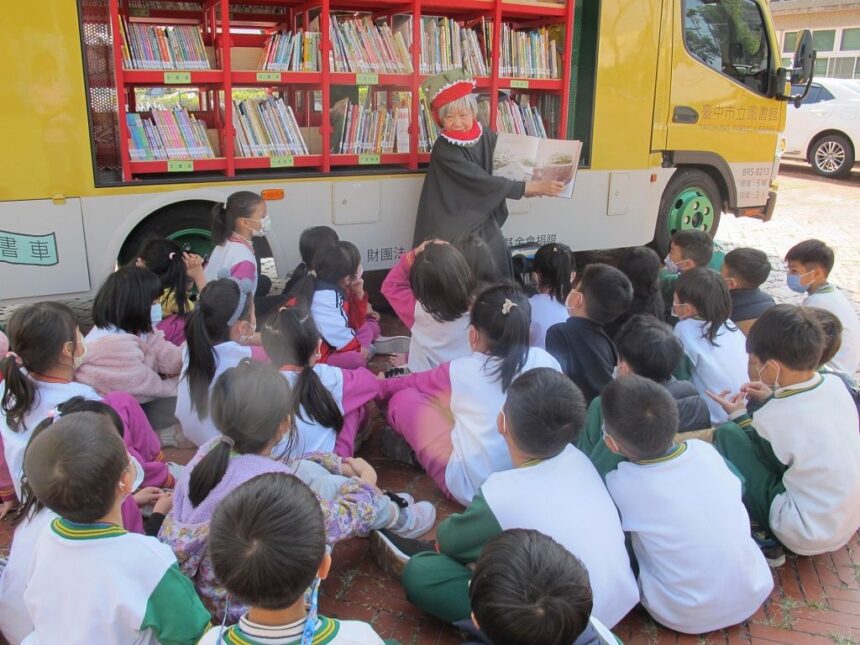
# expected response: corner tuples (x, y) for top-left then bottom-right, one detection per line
(413, 130), (525, 278)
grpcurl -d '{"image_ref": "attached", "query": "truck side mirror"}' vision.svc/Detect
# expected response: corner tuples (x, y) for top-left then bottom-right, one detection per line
(792, 30), (815, 85)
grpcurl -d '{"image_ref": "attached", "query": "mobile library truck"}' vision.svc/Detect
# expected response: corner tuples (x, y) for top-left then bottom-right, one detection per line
(0, 0), (812, 302)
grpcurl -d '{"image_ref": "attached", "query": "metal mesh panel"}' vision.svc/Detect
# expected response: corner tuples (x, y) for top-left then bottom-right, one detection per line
(80, 0), (122, 184)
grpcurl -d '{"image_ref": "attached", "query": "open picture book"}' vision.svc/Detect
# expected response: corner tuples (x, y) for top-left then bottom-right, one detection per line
(493, 132), (582, 199)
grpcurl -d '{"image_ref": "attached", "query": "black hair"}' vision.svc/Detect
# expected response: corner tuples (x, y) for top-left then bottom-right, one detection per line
(284, 227), (340, 295)
(470, 284), (531, 392)
(453, 233), (502, 288)
(747, 304), (826, 371)
(672, 230), (714, 268)
(13, 397), (126, 528)
(806, 307), (843, 367)
(92, 266), (162, 336)
(2, 303), (79, 433)
(579, 263), (633, 325)
(602, 375), (679, 460)
(532, 243), (574, 305)
(188, 360), (293, 508)
(784, 239), (835, 275)
(286, 242), (355, 306)
(262, 306), (343, 433)
(338, 240), (361, 274)
(183, 278), (254, 420)
(211, 191), (265, 246)
(675, 268), (733, 345)
(136, 238), (191, 316)
(210, 472), (325, 609)
(24, 412), (128, 524)
(723, 248), (771, 288)
(615, 315), (683, 382)
(410, 244), (473, 322)
(617, 246), (664, 316)
(503, 368), (586, 456)
(471, 529), (593, 645)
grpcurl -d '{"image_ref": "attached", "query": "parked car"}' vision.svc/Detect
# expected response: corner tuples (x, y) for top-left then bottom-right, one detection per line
(784, 77), (860, 178)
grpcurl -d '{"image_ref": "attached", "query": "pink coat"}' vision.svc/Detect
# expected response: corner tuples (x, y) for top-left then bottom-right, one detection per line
(75, 330), (182, 402)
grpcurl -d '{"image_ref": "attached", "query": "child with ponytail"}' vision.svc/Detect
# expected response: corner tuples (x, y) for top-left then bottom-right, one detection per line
(382, 239), (473, 372)
(160, 359), (435, 623)
(262, 306), (379, 458)
(2, 302), (175, 495)
(135, 238), (207, 346)
(377, 284), (562, 505)
(175, 277), (266, 447)
(205, 190), (269, 295)
(528, 242), (575, 349)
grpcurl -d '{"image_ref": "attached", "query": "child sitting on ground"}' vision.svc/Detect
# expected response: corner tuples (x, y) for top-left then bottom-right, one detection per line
(673, 268), (748, 424)
(721, 247), (775, 335)
(453, 233), (503, 288)
(602, 375), (773, 634)
(338, 240), (385, 351)
(785, 239), (860, 374)
(263, 306), (379, 457)
(604, 246), (665, 339)
(382, 240), (473, 372)
(283, 225), (340, 296)
(712, 305), (860, 558)
(578, 315), (711, 478)
(198, 472), (390, 644)
(21, 412), (210, 643)
(175, 277), (266, 447)
(468, 529), (619, 645)
(161, 359), (434, 623)
(528, 242), (575, 349)
(806, 308), (860, 412)
(545, 263), (633, 402)
(661, 230), (715, 319)
(391, 368), (638, 630)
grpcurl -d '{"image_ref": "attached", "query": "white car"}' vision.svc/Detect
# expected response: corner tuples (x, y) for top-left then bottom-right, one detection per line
(784, 77), (860, 178)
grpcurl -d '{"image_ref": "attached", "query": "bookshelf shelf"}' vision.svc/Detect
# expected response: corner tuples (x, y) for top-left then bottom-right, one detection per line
(105, 0), (575, 181)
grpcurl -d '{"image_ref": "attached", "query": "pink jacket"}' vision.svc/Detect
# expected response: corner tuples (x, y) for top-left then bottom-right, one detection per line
(76, 330), (182, 402)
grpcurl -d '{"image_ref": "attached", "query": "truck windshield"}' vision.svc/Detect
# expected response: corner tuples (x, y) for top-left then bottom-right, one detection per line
(684, 0), (772, 95)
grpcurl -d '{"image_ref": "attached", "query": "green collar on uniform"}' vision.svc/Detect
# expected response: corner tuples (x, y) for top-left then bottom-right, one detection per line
(50, 517), (126, 540)
(635, 442), (687, 465)
(774, 373), (824, 399)
(519, 458), (543, 468)
(809, 283), (834, 295)
(220, 617), (341, 645)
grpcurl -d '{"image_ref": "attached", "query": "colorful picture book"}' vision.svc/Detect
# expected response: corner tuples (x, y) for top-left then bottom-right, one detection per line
(493, 133), (581, 199)
(394, 16), (489, 76)
(120, 20), (210, 70)
(233, 97), (309, 157)
(497, 99), (548, 138)
(330, 98), (409, 154)
(329, 15), (413, 74)
(418, 101), (440, 152)
(259, 31), (321, 72)
(499, 24), (559, 78)
(126, 109), (215, 160)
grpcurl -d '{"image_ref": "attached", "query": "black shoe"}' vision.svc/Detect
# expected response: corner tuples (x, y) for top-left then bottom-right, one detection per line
(752, 529), (786, 568)
(370, 529), (436, 579)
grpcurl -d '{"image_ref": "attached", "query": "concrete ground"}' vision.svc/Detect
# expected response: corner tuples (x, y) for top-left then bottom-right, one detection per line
(2, 160), (860, 644)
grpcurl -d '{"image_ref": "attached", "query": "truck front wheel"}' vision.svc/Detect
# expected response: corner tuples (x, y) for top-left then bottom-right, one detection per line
(652, 168), (721, 257)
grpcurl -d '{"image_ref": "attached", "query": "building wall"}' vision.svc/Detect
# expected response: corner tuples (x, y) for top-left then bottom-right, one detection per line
(771, 3), (860, 78)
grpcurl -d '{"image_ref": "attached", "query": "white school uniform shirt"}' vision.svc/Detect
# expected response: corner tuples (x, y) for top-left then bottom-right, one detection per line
(0, 509), (57, 645)
(606, 440), (773, 634)
(204, 237), (258, 293)
(175, 341), (255, 446)
(673, 319), (748, 425)
(197, 614), (386, 644)
(754, 373), (860, 555)
(408, 304), (471, 372)
(446, 348), (561, 505)
(280, 364), (345, 455)
(23, 518), (209, 644)
(482, 445), (639, 628)
(311, 289), (357, 351)
(805, 285), (860, 375)
(0, 379), (100, 498)
(528, 293), (569, 349)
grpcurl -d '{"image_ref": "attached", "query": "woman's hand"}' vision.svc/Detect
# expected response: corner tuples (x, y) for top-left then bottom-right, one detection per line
(525, 180), (565, 197)
(342, 457), (378, 485)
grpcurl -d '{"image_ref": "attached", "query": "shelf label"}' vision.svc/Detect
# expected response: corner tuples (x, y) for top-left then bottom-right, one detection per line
(510, 79), (530, 89)
(270, 155), (294, 168)
(358, 153), (381, 165)
(164, 72), (192, 84)
(256, 72), (282, 83)
(167, 160), (194, 172)
(356, 73), (379, 85)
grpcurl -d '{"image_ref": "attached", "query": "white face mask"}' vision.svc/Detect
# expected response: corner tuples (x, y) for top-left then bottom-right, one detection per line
(130, 454), (144, 491)
(253, 215), (272, 238)
(72, 343), (87, 370)
(150, 303), (163, 326)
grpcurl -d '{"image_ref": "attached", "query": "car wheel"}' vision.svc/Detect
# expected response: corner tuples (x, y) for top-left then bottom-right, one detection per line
(810, 134), (854, 178)
(651, 168), (722, 257)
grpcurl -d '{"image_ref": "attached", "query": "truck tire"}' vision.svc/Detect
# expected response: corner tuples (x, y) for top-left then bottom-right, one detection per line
(652, 168), (722, 257)
(810, 134), (854, 179)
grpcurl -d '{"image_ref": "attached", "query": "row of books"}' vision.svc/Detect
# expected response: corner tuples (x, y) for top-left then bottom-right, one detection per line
(499, 24), (559, 79)
(233, 97), (309, 157)
(497, 99), (548, 138)
(330, 98), (408, 154)
(417, 101), (440, 153)
(329, 16), (413, 74)
(120, 20), (210, 70)
(127, 109), (215, 160)
(259, 31), (322, 72)
(128, 1), (287, 14)
(394, 16), (490, 77)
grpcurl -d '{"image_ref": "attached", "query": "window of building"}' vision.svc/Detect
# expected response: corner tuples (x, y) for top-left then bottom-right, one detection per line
(783, 31), (797, 53)
(842, 28), (860, 51)
(813, 29), (836, 52)
(815, 56), (830, 76)
(830, 57), (857, 78)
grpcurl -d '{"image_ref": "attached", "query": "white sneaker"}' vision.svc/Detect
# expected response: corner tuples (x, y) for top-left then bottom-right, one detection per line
(390, 501), (436, 539)
(373, 335), (412, 355)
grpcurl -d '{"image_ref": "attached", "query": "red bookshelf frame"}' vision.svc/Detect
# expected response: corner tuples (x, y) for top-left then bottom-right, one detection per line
(108, 0), (575, 181)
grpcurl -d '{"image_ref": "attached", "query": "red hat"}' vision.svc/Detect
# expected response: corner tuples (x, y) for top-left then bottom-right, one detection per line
(421, 70), (477, 123)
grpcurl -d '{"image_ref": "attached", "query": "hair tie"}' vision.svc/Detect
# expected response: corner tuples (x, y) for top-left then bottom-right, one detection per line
(46, 407), (61, 421)
(308, 269), (317, 277)
(501, 299), (518, 315)
(215, 269), (254, 327)
(168, 252), (176, 260)
(220, 436), (235, 448)
(4, 351), (22, 367)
